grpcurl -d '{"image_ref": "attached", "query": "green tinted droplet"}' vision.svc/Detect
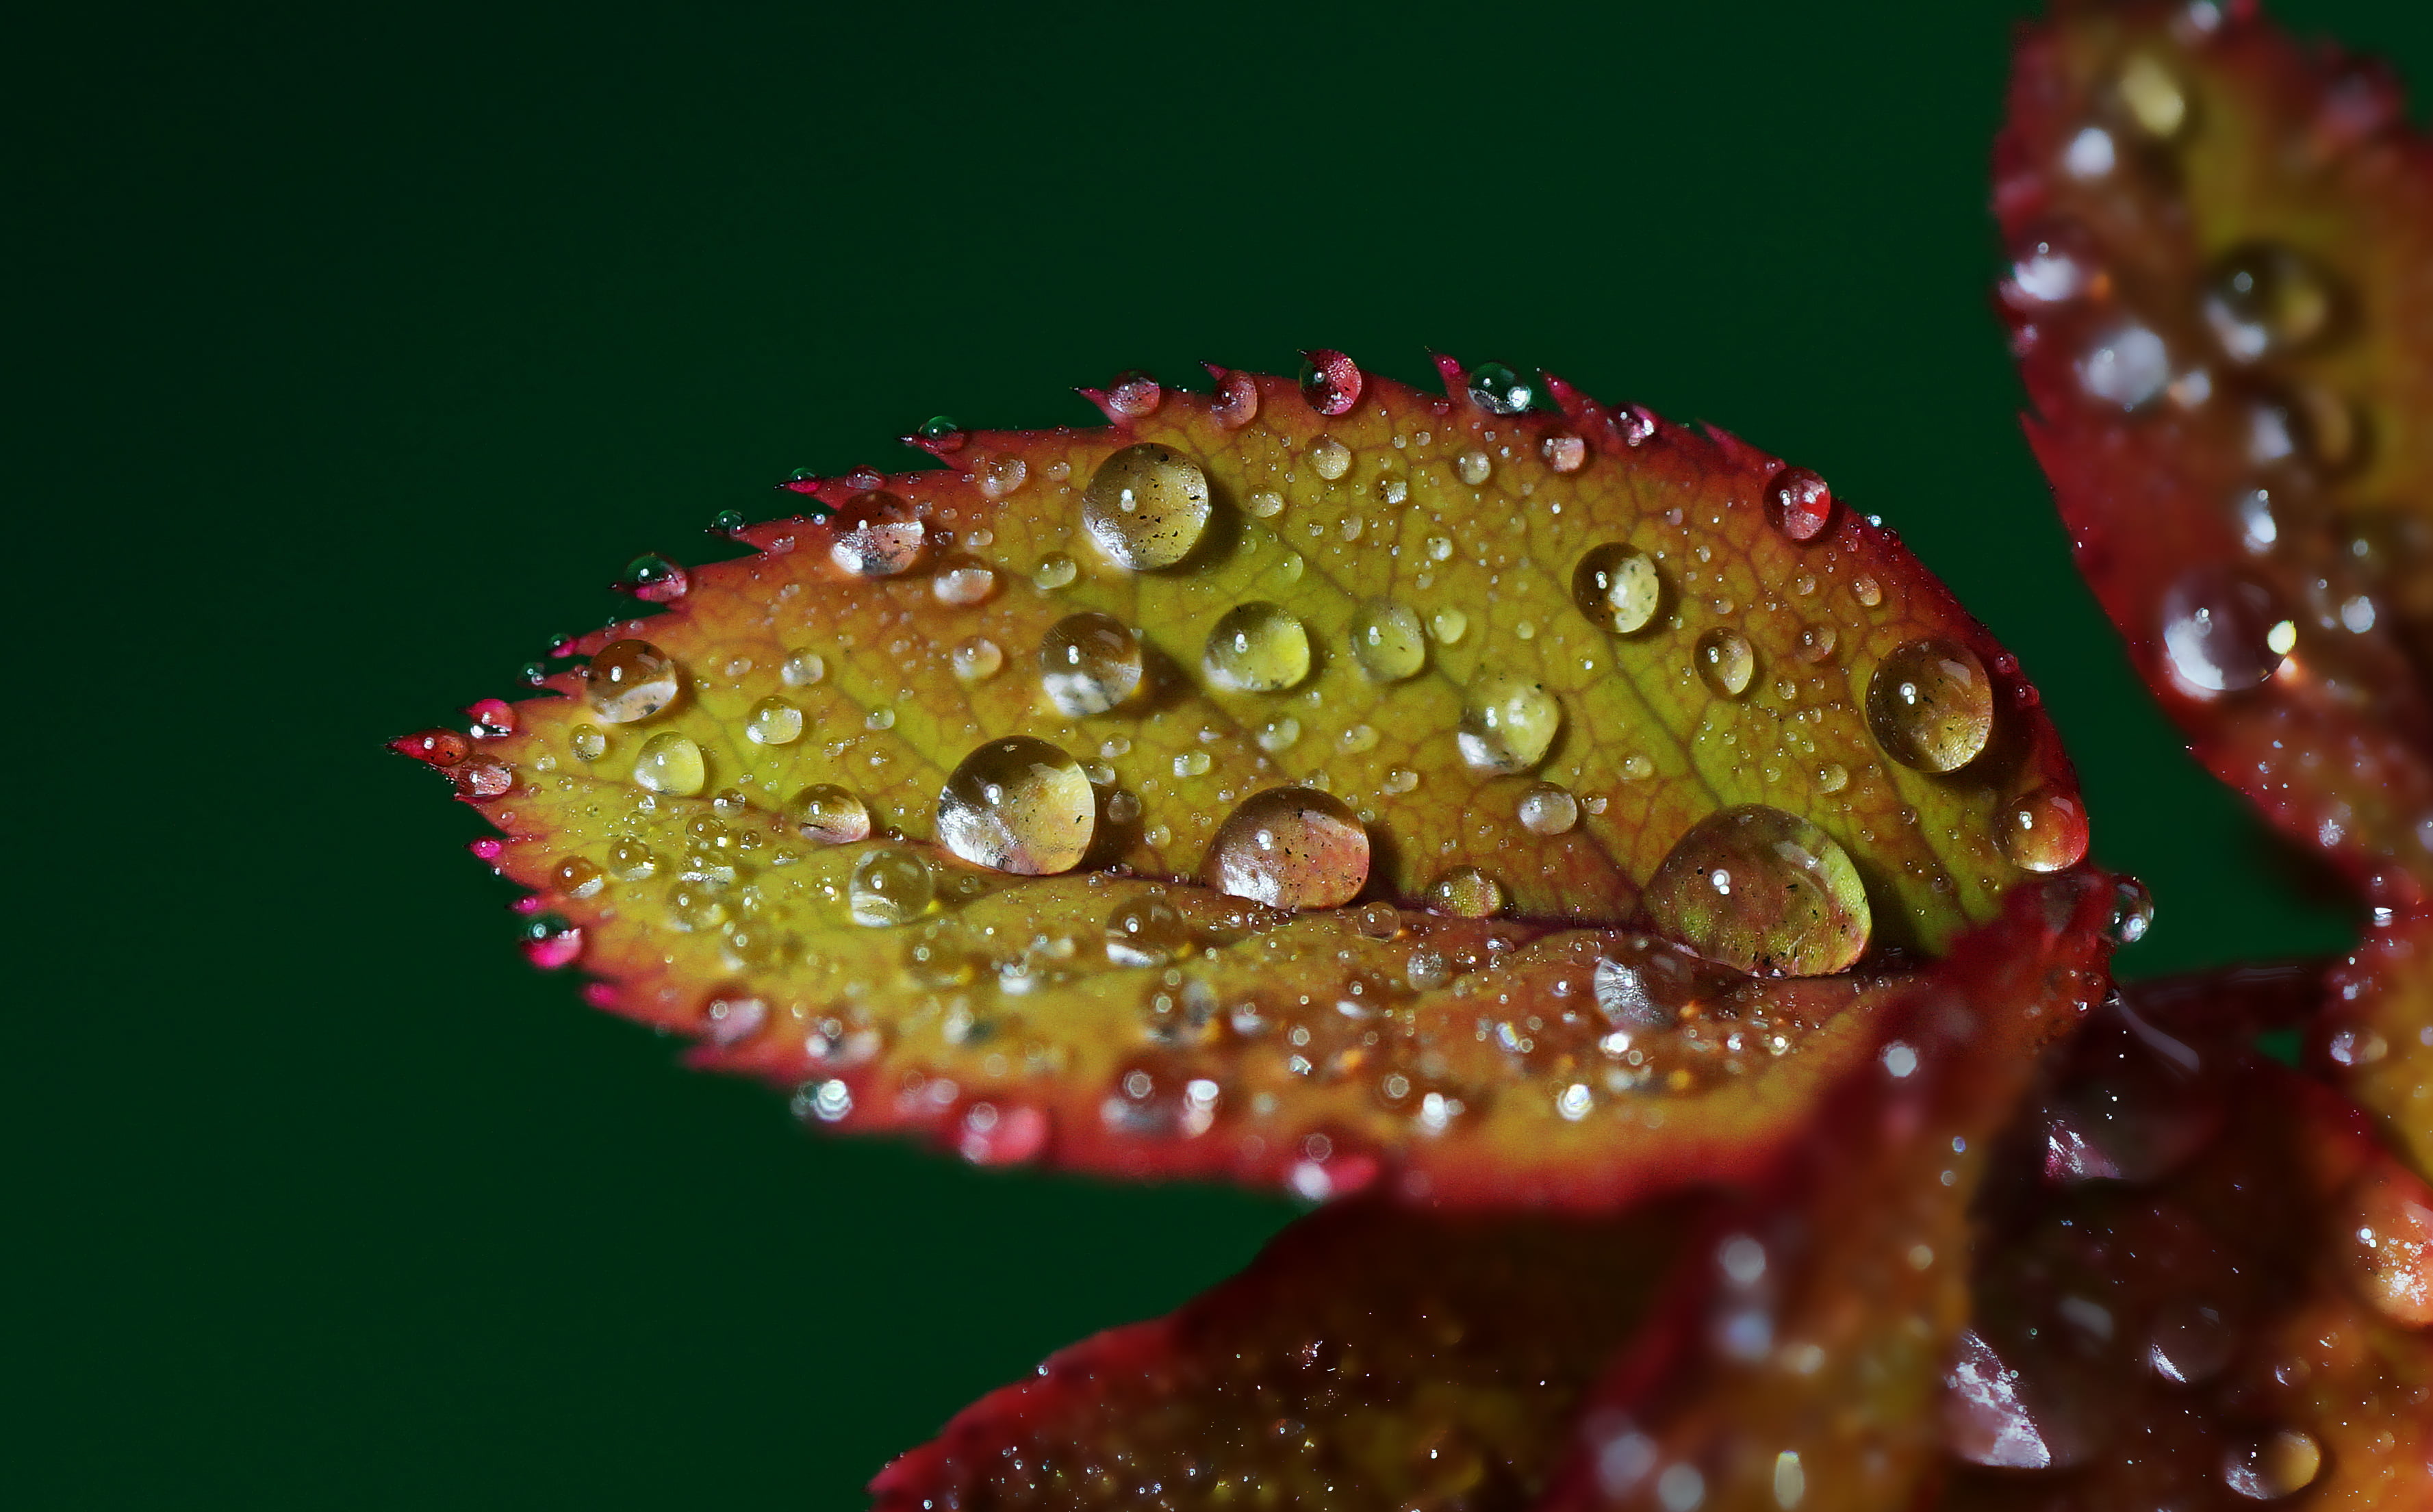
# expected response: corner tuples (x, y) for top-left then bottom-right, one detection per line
(1082, 442), (1212, 570)
(1458, 671), (1560, 774)
(1573, 543), (1663, 635)
(1347, 599), (1427, 682)
(1466, 361), (1533, 415)
(785, 783), (871, 845)
(632, 732), (706, 796)
(1039, 612), (1143, 716)
(1644, 805), (1870, 976)
(1428, 866), (1504, 918)
(1203, 602), (1312, 693)
(935, 736), (1097, 875)
(1203, 787), (1371, 910)
(1694, 628), (1755, 698)
(1866, 638), (1994, 773)
(585, 639), (680, 723)
(848, 847), (934, 927)
(2104, 876), (2154, 946)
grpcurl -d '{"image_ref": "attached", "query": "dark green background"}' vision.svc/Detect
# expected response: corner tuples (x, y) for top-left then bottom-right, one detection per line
(18, 1), (2428, 1505)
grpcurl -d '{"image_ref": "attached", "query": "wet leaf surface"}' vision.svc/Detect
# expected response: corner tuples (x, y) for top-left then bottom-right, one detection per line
(398, 363), (2089, 1205)
(1996, 0), (2433, 1168)
(1535, 874), (2117, 1511)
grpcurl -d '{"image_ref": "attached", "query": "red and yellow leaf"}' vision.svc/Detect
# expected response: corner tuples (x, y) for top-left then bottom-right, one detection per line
(1533, 873), (2118, 1511)
(1995, 0), (2433, 1167)
(400, 360), (2090, 1205)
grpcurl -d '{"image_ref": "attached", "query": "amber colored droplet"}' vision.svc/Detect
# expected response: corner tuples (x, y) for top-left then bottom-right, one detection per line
(632, 732), (706, 796)
(1203, 602), (1312, 693)
(1458, 671), (1560, 773)
(848, 847), (934, 927)
(584, 639), (680, 723)
(1695, 628), (1755, 698)
(1865, 638), (1993, 772)
(2221, 1429), (2322, 1501)
(1644, 805), (1871, 975)
(1082, 443), (1211, 571)
(1039, 612), (1144, 716)
(2203, 240), (2340, 363)
(1764, 467), (1834, 541)
(1572, 543), (1662, 635)
(1203, 787), (1371, 910)
(1996, 787), (2089, 872)
(553, 856), (604, 898)
(1104, 897), (1191, 967)
(1428, 867), (1503, 918)
(785, 783), (871, 845)
(2341, 1162), (2433, 1326)
(830, 490), (928, 577)
(935, 736), (1096, 876)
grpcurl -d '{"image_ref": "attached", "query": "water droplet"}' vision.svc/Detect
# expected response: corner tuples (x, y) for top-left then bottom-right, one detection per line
(1852, 575), (1883, 608)
(1765, 468), (1834, 542)
(1246, 489), (1285, 518)
(741, 696), (804, 747)
(1307, 435), (1352, 480)
(1032, 552), (1079, 591)
(1173, 750), (1213, 778)
(1574, 543), (1663, 635)
(2221, 1429), (2321, 1500)
(2204, 241), (2340, 363)
(1865, 639), (1993, 772)
(785, 783), (871, 844)
(1299, 349), (1362, 415)
(1996, 788), (2089, 871)
(2340, 1162), (2433, 1325)
(937, 736), (1095, 875)
(1082, 443), (1210, 571)
(2145, 1299), (2237, 1385)
(1518, 782), (1579, 836)
(1347, 599), (1427, 681)
(2079, 324), (2171, 410)
(1942, 1329), (2066, 1470)
(1430, 606), (1469, 644)
(1105, 897), (1191, 967)
(2005, 218), (2104, 305)
(1645, 806), (1870, 975)
(2063, 124), (2117, 179)
(979, 454), (1027, 498)
(2161, 567), (2292, 694)
(1694, 628), (1755, 698)
(569, 724), (608, 761)
(619, 552), (689, 602)
(1429, 866), (1503, 917)
(865, 707), (895, 732)
(630, 731), (706, 796)
(584, 639), (680, 723)
(709, 508), (746, 535)
(1256, 715), (1301, 752)
(931, 553), (998, 606)
(1210, 368), (1259, 428)
(830, 490), (928, 576)
(1101, 370), (1161, 418)
(2104, 876), (2154, 945)
(552, 856), (604, 899)
(780, 649), (826, 687)
(917, 413), (965, 446)
(520, 912), (583, 969)
(2116, 53), (2188, 138)
(1540, 430), (1587, 474)
(607, 838), (657, 880)
(1039, 612), (1143, 716)
(1456, 450), (1492, 487)
(1203, 602), (1312, 692)
(1466, 361), (1533, 415)
(952, 636), (1004, 682)
(1203, 787), (1371, 909)
(848, 847), (934, 926)
(1458, 671), (1560, 773)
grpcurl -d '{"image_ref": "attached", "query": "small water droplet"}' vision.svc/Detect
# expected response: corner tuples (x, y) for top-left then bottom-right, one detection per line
(2116, 53), (2188, 138)
(1031, 552), (1080, 591)
(1517, 782), (1579, 836)
(619, 552), (689, 603)
(1039, 612), (1144, 715)
(1852, 575), (1883, 607)
(2005, 218), (2104, 305)
(2103, 876), (2154, 945)
(785, 783), (871, 845)
(2078, 324), (2171, 410)
(1996, 788), (2089, 872)
(1082, 443), (1210, 571)
(746, 696), (804, 745)
(1299, 350), (1363, 415)
(980, 454), (1028, 498)
(2221, 1429), (2321, 1500)
(1644, 805), (1870, 975)
(1256, 715), (1301, 752)
(632, 732), (707, 795)
(1764, 468), (1834, 542)
(1466, 361), (1533, 415)
(1456, 450), (1492, 487)
(1246, 488), (1285, 518)
(2161, 567), (2292, 694)
(2340, 1162), (2433, 1325)
(1815, 763), (1848, 794)
(1694, 628), (1755, 698)
(2203, 240), (2341, 363)
(1210, 368), (1259, 428)
(1203, 787), (1370, 910)
(1866, 639), (1993, 772)
(1542, 430), (1587, 474)
(1458, 671), (1561, 773)
(2145, 1299), (2235, 1385)
(2063, 124), (2117, 179)
(780, 649), (826, 687)
(1105, 897), (1191, 967)
(1308, 435), (1352, 480)
(830, 490), (928, 576)
(931, 553), (998, 606)
(1101, 370), (1161, 418)
(1173, 750), (1213, 778)
(937, 736), (1096, 875)
(570, 724), (608, 761)
(952, 636), (1004, 682)
(1573, 543), (1663, 634)
(1203, 602), (1312, 692)
(1430, 606), (1469, 644)
(584, 639), (680, 723)
(865, 707), (895, 732)
(1348, 599), (1427, 681)
(1428, 866), (1503, 917)
(848, 847), (934, 926)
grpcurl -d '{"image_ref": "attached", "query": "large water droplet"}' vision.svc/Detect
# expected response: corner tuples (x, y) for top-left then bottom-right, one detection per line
(1694, 628), (1755, 698)
(1764, 468), (1834, 542)
(936, 736), (1096, 875)
(1347, 599), (1427, 681)
(1865, 639), (1993, 772)
(1082, 443), (1210, 571)
(1573, 543), (1662, 634)
(2203, 241), (2338, 362)
(1458, 671), (1561, 773)
(632, 732), (706, 795)
(1644, 806), (1870, 975)
(584, 639), (680, 723)
(1203, 602), (1312, 693)
(830, 490), (928, 576)
(1996, 787), (2089, 871)
(786, 782), (871, 844)
(1039, 611), (1144, 715)
(1203, 787), (1371, 909)
(2340, 1162), (2433, 1326)
(2160, 567), (2292, 693)
(848, 847), (934, 926)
